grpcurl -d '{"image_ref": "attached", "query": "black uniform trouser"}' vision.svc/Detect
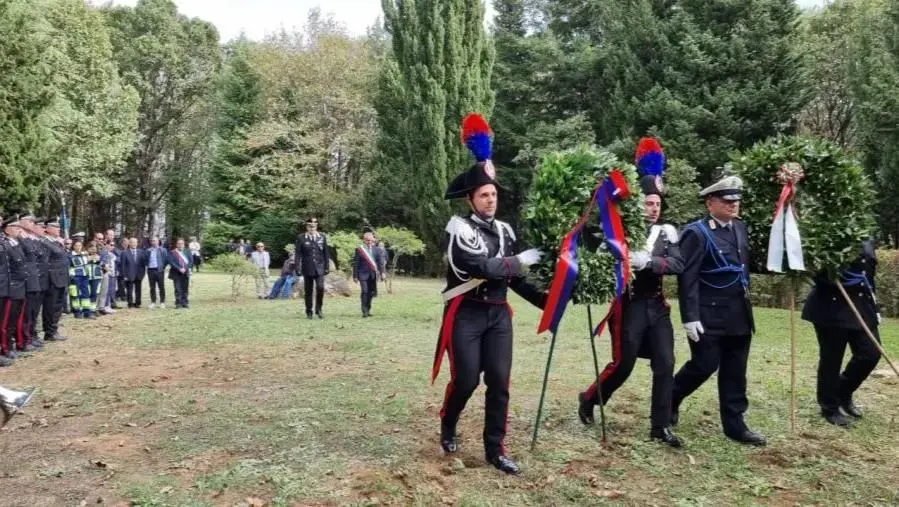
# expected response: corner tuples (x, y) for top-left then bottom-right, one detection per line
(360, 277), (376, 314)
(814, 325), (881, 415)
(440, 300), (513, 458)
(303, 275), (325, 314)
(147, 269), (165, 304)
(584, 298), (675, 429)
(172, 274), (189, 307)
(0, 298), (22, 355)
(672, 333), (752, 436)
(3, 298), (26, 352)
(125, 278), (143, 307)
(25, 291), (42, 344)
(42, 286), (64, 339)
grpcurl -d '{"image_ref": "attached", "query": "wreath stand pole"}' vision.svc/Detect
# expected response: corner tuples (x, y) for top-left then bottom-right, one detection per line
(788, 278), (797, 433)
(836, 283), (899, 377)
(531, 330), (558, 451)
(586, 305), (607, 442)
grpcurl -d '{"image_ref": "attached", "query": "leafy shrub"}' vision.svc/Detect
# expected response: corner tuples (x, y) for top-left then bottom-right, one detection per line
(205, 253), (257, 300)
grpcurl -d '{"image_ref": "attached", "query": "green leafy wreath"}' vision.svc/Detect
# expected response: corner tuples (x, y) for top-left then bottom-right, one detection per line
(728, 136), (877, 276)
(522, 145), (646, 305)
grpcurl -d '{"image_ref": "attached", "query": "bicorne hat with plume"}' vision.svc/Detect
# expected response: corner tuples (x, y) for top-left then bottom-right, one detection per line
(444, 113), (506, 200)
(635, 137), (666, 197)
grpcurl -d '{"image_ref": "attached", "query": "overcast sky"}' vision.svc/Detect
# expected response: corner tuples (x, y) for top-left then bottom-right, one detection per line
(103, 0), (830, 43)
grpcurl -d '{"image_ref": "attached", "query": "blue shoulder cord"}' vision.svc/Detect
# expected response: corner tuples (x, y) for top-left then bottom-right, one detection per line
(840, 269), (876, 301)
(687, 220), (749, 290)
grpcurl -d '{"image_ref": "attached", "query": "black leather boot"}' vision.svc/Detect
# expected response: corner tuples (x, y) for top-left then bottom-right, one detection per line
(440, 423), (458, 453)
(841, 398), (863, 419)
(650, 426), (684, 447)
(577, 391), (594, 426)
(487, 454), (521, 475)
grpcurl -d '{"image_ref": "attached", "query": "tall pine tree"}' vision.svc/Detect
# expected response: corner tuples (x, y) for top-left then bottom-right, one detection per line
(377, 0), (495, 263)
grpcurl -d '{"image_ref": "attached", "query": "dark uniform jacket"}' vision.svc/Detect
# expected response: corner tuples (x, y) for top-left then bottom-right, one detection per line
(33, 236), (50, 291)
(0, 238), (9, 299)
(295, 233), (330, 277)
(4, 237), (28, 300)
(43, 237), (70, 289)
(678, 215), (754, 336)
(19, 236), (41, 293)
(802, 240), (879, 331)
(630, 224), (685, 300)
(443, 214), (545, 308)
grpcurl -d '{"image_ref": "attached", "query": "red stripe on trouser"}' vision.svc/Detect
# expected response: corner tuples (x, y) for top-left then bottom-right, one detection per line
(0, 299), (11, 355)
(16, 300), (27, 350)
(584, 307), (624, 403)
(436, 297), (464, 419)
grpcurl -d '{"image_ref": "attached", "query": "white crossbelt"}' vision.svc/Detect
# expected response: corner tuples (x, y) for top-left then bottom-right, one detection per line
(442, 278), (484, 301)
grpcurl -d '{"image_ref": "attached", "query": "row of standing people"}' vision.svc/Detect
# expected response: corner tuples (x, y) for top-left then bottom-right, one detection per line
(433, 125), (884, 476)
(64, 235), (195, 316)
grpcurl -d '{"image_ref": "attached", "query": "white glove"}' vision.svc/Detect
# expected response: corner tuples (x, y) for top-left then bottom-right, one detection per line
(684, 321), (704, 342)
(516, 248), (544, 266)
(630, 251), (651, 270)
(878, 313), (883, 325)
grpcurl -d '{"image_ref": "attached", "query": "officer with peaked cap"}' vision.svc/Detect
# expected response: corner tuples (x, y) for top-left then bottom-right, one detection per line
(577, 138), (685, 447)
(42, 218), (69, 342)
(1, 216), (29, 359)
(16, 214), (44, 350)
(431, 113), (547, 475)
(671, 175), (766, 446)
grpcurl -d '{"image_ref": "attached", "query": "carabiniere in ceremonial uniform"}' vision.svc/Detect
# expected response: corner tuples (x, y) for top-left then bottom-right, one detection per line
(577, 137), (684, 447)
(802, 239), (882, 427)
(671, 175), (766, 446)
(430, 113), (546, 475)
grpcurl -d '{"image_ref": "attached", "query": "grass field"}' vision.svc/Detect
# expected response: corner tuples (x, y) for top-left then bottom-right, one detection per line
(1, 273), (898, 506)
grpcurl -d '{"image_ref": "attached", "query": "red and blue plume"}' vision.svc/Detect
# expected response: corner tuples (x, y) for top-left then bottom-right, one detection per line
(635, 137), (665, 177)
(461, 113), (493, 162)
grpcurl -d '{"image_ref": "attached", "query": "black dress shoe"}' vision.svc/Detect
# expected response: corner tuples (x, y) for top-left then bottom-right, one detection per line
(306, 313), (313, 320)
(823, 411), (853, 427)
(487, 454), (521, 475)
(45, 333), (67, 342)
(726, 429), (767, 446)
(841, 400), (863, 419)
(316, 312), (324, 319)
(440, 423), (458, 453)
(577, 392), (594, 426)
(650, 426), (684, 448)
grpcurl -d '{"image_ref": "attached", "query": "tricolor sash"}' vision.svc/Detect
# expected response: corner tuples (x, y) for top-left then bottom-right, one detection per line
(357, 245), (378, 272)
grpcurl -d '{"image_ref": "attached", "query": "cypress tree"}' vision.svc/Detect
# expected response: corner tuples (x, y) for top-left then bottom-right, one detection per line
(377, 0), (495, 263)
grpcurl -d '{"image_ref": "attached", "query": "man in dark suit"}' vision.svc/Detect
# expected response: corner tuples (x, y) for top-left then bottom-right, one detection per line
(295, 217), (330, 319)
(352, 228), (387, 318)
(145, 237), (168, 309)
(802, 240), (881, 426)
(121, 237), (146, 308)
(671, 175), (766, 446)
(168, 237), (192, 309)
(2, 217), (28, 360)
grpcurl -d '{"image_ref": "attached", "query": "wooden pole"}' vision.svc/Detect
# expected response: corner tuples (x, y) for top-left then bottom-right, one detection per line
(789, 279), (797, 433)
(531, 330), (559, 451)
(836, 283), (899, 377)
(586, 305), (607, 442)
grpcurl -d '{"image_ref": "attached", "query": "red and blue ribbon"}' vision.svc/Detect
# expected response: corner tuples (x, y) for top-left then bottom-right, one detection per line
(537, 169), (632, 336)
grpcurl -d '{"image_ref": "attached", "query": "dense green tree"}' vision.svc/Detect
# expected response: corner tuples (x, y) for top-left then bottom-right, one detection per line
(0, 0), (55, 210)
(377, 0), (495, 264)
(103, 0), (221, 234)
